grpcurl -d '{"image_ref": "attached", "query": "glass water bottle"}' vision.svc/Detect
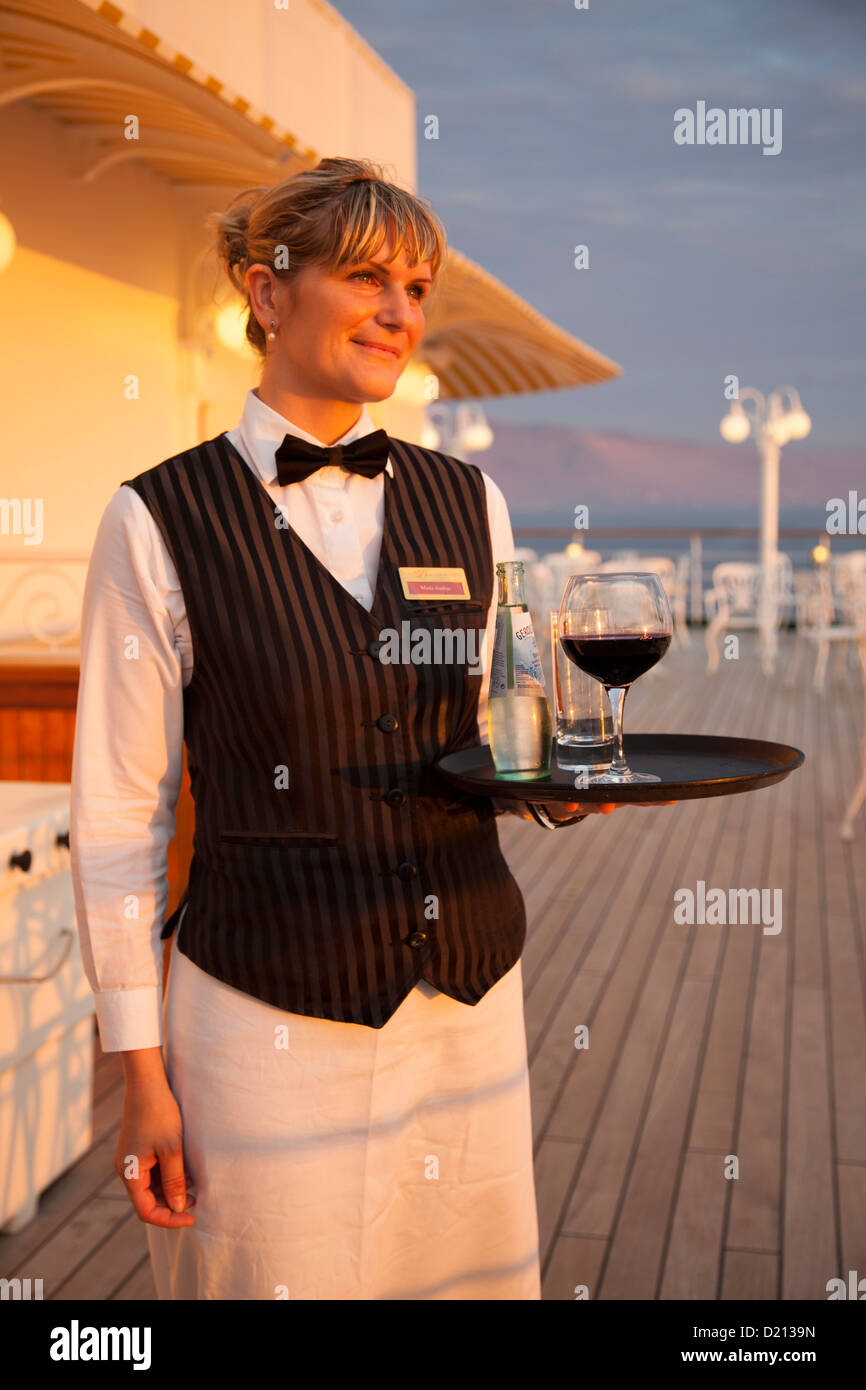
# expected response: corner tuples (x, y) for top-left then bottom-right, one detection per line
(488, 560), (553, 779)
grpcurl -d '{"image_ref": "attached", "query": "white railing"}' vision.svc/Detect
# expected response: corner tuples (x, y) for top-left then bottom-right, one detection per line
(0, 554), (88, 659)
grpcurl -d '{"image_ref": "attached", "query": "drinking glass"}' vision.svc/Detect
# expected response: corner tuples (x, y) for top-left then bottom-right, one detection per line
(549, 609), (613, 769)
(558, 573), (673, 784)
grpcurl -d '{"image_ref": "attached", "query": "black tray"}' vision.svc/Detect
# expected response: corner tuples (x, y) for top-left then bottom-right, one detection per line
(435, 734), (805, 804)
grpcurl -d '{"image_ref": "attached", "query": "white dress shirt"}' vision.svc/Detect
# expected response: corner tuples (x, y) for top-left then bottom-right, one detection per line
(70, 388), (528, 1054)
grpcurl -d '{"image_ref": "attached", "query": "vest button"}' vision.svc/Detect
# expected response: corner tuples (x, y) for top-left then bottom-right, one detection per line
(408, 931), (427, 948)
(384, 787), (407, 807)
(377, 713), (398, 732)
(396, 860), (417, 880)
(366, 639), (384, 658)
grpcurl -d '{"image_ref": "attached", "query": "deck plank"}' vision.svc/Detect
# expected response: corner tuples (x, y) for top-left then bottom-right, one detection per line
(783, 656), (840, 1299)
(823, 666), (866, 1163)
(600, 976), (713, 1298)
(721, 1249), (779, 1300)
(660, 1151), (731, 1300)
(112, 1255), (158, 1301)
(541, 1233), (607, 1301)
(837, 1162), (866, 1288)
(722, 640), (800, 1272)
(53, 1201), (147, 1300)
(533, 1136), (583, 1268)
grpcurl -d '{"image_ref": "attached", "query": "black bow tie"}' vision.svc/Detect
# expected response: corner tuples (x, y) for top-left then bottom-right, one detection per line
(273, 428), (391, 486)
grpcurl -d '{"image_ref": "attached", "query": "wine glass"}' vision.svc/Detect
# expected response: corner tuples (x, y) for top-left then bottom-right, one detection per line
(558, 573), (673, 784)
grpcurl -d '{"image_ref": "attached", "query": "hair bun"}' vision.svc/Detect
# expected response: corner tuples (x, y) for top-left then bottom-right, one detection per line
(227, 234), (248, 267)
(212, 185), (268, 276)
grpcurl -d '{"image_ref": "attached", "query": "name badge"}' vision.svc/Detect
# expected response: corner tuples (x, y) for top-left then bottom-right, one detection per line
(398, 566), (471, 600)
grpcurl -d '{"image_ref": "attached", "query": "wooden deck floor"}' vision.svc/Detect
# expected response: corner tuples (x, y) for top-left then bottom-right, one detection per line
(2, 628), (864, 1300)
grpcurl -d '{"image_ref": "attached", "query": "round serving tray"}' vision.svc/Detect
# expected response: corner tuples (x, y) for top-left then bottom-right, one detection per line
(435, 734), (805, 805)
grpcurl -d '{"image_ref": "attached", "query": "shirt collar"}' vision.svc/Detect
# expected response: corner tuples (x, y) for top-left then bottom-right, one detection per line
(234, 388), (393, 486)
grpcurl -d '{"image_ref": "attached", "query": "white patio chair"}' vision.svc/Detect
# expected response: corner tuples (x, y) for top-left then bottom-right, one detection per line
(525, 561), (557, 631)
(537, 549), (602, 617)
(703, 555), (793, 675)
(668, 553), (692, 647)
(524, 557), (583, 638)
(597, 555), (674, 582)
(597, 554), (690, 648)
(598, 550), (640, 568)
(783, 567), (862, 692)
(831, 552), (866, 627)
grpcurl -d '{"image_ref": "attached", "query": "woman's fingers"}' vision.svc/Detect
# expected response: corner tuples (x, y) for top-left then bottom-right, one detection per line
(122, 1156), (196, 1228)
(155, 1144), (196, 1220)
(532, 800), (679, 817)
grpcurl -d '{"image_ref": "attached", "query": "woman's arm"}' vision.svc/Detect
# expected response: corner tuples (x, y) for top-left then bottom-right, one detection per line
(70, 485), (186, 1054)
(71, 486), (196, 1224)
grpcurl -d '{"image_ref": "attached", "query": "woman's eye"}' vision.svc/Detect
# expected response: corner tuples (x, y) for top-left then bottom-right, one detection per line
(351, 271), (426, 302)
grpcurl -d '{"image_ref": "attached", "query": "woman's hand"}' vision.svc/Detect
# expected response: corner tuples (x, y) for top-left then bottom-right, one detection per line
(530, 799), (678, 824)
(115, 1058), (196, 1227)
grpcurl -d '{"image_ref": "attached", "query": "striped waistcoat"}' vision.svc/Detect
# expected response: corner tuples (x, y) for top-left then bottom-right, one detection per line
(122, 431), (526, 1028)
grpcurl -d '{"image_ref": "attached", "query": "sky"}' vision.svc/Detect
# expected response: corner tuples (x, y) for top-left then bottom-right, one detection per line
(336, 0), (865, 450)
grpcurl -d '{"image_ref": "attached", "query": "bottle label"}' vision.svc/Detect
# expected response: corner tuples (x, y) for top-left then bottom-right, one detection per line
(490, 610), (508, 696)
(490, 607), (547, 698)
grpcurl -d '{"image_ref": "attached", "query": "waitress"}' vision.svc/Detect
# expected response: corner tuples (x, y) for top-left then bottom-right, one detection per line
(70, 156), (660, 1301)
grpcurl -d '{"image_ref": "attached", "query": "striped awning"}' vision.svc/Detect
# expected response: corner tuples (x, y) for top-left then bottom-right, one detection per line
(421, 248), (620, 397)
(1, 0), (621, 398)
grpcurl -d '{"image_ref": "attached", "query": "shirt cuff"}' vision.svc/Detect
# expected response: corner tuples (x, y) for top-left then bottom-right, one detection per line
(93, 986), (164, 1053)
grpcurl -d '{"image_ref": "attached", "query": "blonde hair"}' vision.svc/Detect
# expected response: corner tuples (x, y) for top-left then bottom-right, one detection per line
(210, 155), (447, 357)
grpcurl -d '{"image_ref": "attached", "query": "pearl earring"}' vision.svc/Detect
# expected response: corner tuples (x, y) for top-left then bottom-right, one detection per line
(267, 320), (277, 342)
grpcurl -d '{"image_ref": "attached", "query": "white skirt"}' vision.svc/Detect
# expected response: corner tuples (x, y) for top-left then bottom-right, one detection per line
(146, 929), (541, 1300)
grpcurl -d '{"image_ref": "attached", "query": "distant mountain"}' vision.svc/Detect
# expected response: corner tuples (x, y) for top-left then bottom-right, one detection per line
(476, 421), (866, 528)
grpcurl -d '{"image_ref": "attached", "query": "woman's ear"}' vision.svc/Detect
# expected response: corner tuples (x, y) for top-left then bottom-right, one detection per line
(246, 264), (278, 325)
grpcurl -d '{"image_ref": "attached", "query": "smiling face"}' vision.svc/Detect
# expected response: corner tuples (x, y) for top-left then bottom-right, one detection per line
(262, 235), (433, 405)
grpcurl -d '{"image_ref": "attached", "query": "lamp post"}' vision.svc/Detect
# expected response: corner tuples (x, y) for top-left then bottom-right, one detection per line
(719, 386), (811, 673)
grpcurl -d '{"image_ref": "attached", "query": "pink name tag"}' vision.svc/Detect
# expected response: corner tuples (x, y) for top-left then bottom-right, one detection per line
(398, 566), (471, 599)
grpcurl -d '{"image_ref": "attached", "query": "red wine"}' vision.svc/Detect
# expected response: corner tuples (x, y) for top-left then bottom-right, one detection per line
(559, 631), (671, 686)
